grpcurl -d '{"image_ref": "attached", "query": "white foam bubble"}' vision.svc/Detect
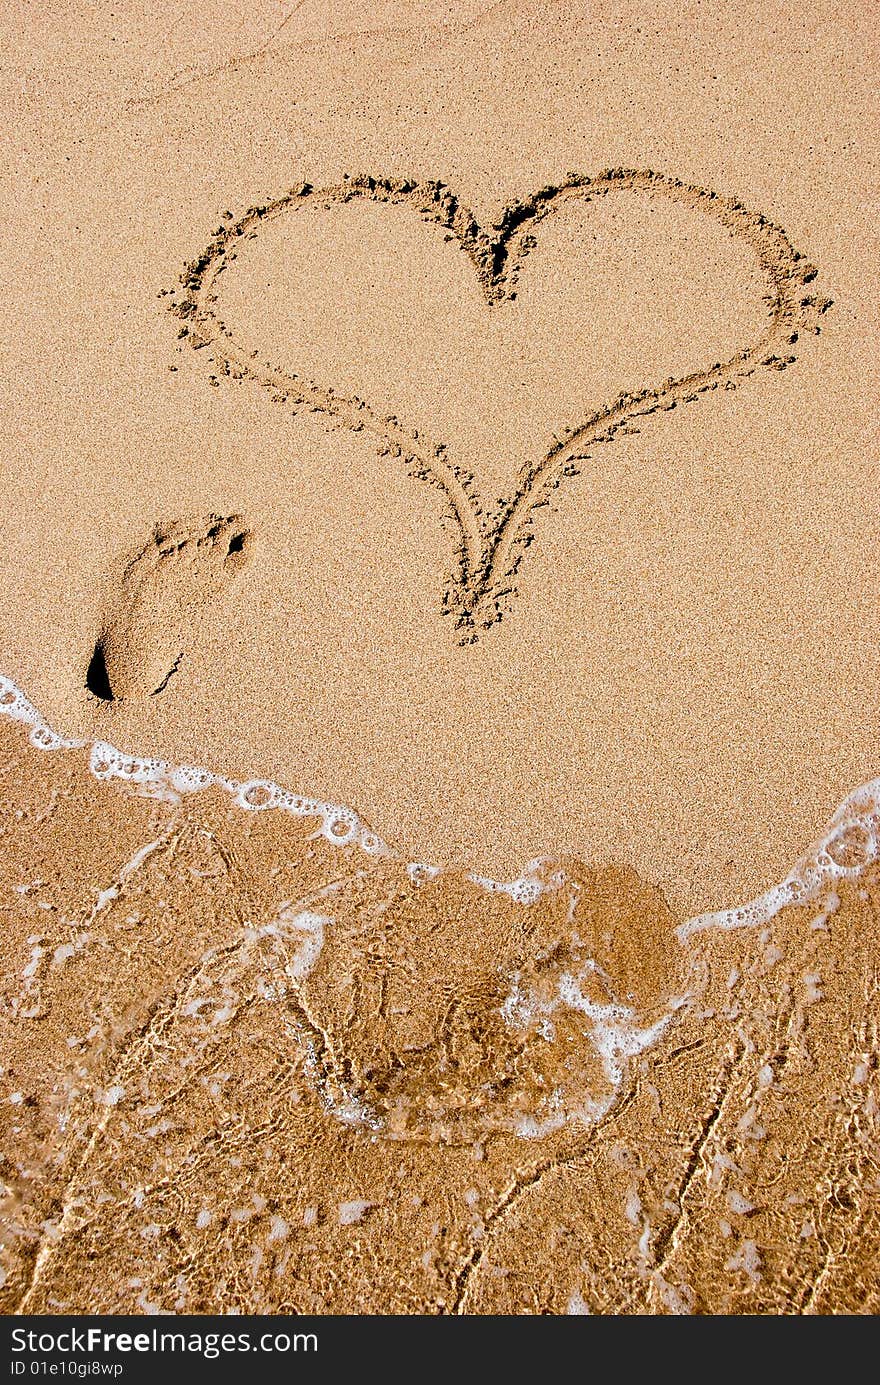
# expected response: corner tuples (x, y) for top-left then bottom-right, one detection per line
(567, 1288), (591, 1314)
(0, 677), (43, 728)
(235, 778), (281, 810)
(82, 718), (385, 855)
(0, 674), (85, 752)
(727, 1189), (756, 1215)
(89, 743), (164, 786)
(267, 1214), (288, 1242)
(501, 960), (679, 1134)
(407, 861), (441, 885)
(725, 1238), (762, 1282)
(277, 908), (329, 982)
(169, 765), (215, 793)
(320, 807), (360, 847)
(469, 858), (564, 905)
(338, 1199), (371, 1226)
(678, 782), (880, 942)
(29, 725), (82, 752)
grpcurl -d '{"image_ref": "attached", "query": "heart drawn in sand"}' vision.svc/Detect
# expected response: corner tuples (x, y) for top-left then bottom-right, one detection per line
(170, 169), (830, 640)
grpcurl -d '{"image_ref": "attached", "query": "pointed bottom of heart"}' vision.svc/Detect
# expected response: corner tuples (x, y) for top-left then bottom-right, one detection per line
(0, 681), (878, 1313)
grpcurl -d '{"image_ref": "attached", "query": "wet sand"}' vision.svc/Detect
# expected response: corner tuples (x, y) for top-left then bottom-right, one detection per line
(0, 712), (878, 1313)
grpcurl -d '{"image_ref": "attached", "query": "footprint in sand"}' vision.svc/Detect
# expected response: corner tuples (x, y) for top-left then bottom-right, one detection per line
(87, 514), (253, 701)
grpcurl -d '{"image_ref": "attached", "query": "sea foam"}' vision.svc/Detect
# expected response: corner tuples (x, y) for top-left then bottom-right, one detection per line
(1, 670), (876, 934)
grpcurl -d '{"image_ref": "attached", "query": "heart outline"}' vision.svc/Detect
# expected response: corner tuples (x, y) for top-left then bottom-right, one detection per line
(170, 169), (831, 639)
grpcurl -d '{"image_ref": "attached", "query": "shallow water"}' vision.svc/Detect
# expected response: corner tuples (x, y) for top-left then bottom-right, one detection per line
(1, 669), (878, 1311)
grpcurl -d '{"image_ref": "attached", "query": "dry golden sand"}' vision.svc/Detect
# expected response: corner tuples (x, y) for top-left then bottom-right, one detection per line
(1, 0), (879, 1313)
